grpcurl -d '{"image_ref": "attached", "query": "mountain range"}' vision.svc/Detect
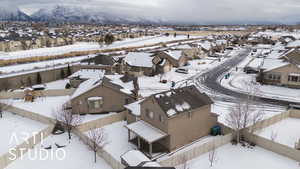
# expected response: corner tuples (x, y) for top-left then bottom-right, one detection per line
(0, 5), (162, 24)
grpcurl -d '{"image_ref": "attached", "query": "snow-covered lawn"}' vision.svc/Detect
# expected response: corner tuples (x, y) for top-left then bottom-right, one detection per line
(8, 96), (70, 118)
(256, 118), (300, 148)
(44, 79), (70, 90)
(0, 35), (197, 60)
(85, 121), (136, 162)
(0, 55), (94, 74)
(6, 133), (112, 169)
(0, 111), (47, 155)
(177, 144), (299, 169)
(212, 101), (285, 126)
(220, 69), (300, 103)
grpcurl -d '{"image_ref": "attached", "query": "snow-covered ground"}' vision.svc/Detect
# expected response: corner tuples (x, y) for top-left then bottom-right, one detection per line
(0, 111), (47, 155)
(44, 79), (70, 90)
(256, 118), (300, 148)
(6, 133), (112, 169)
(212, 101), (286, 126)
(0, 55), (94, 74)
(0, 35), (197, 60)
(85, 121), (136, 162)
(177, 144), (299, 169)
(7, 96), (71, 118)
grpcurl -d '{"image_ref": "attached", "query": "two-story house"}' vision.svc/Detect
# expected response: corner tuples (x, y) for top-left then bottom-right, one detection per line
(125, 85), (218, 157)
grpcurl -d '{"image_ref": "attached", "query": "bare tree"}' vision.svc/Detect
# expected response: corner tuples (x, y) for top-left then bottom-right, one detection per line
(226, 102), (245, 143)
(87, 128), (108, 163)
(54, 103), (83, 140)
(208, 144), (218, 167)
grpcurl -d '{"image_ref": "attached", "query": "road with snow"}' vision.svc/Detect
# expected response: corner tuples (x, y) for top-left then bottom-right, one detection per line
(195, 48), (300, 107)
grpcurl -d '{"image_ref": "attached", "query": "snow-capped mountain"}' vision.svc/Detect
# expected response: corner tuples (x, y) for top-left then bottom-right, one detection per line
(30, 5), (161, 24)
(0, 7), (31, 21)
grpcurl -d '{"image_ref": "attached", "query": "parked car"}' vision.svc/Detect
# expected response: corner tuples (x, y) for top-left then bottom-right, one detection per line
(175, 68), (189, 74)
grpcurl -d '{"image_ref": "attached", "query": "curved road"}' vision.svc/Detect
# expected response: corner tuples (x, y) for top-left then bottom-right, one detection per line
(196, 48), (300, 108)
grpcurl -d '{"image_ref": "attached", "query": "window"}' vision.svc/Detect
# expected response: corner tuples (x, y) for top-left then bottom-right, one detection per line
(88, 97), (103, 109)
(159, 115), (165, 123)
(146, 109), (154, 119)
(267, 73), (281, 81)
(288, 75), (300, 82)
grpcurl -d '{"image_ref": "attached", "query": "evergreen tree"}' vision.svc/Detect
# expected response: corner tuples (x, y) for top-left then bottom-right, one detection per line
(104, 34), (115, 45)
(67, 64), (72, 77)
(36, 72), (42, 84)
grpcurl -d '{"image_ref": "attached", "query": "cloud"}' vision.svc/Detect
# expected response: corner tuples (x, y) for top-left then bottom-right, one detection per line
(3, 0), (300, 24)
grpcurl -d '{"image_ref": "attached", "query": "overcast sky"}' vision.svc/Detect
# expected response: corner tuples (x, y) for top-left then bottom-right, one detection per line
(2, 0), (300, 24)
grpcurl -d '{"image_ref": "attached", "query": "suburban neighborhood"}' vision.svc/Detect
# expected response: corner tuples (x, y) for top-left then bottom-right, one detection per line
(1, 1), (300, 169)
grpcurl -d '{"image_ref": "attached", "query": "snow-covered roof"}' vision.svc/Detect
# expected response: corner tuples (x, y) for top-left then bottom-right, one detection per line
(197, 41), (212, 50)
(105, 75), (134, 95)
(69, 69), (105, 79)
(121, 150), (151, 167)
(124, 99), (144, 116)
(126, 121), (168, 143)
(164, 50), (183, 60)
(123, 52), (154, 68)
(262, 59), (289, 72)
(287, 40), (300, 48)
(71, 78), (103, 99)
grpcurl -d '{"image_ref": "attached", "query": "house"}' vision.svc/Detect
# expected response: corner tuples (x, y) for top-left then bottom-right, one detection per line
(71, 73), (137, 114)
(171, 44), (201, 59)
(155, 50), (189, 69)
(125, 85), (218, 157)
(122, 52), (156, 76)
(68, 69), (105, 88)
(258, 49), (300, 88)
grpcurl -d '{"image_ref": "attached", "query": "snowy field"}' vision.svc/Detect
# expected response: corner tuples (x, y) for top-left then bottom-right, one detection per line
(85, 121), (136, 162)
(0, 35), (197, 60)
(177, 144), (299, 169)
(0, 111), (47, 155)
(0, 55), (94, 74)
(256, 118), (300, 148)
(6, 133), (112, 169)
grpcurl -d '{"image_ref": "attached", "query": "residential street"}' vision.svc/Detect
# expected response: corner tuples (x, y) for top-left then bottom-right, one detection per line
(195, 48), (300, 108)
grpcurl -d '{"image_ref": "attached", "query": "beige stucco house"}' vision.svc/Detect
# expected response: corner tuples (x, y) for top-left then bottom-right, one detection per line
(259, 49), (300, 88)
(125, 85), (218, 157)
(71, 74), (136, 114)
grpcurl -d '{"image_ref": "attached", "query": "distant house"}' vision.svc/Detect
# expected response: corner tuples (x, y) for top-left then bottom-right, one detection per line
(71, 74), (137, 114)
(156, 50), (189, 68)
(68, 69), (105, 88)
(258, 49), (300, 88)
(122, 52), (156, 76)
(125, 85), (218, 157)
(171, 44), (201, 59)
